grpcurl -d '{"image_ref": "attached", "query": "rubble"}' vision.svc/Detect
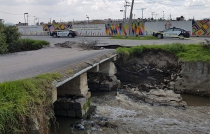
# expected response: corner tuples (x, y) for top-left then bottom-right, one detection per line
(54, 40), (101, 50)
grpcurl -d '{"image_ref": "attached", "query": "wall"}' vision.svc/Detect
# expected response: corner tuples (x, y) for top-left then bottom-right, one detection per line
(105, 22), (145, 36)
(174, 62), (210, 96)
(43, 23), (72, 32)
(192, 20), (210, 36)
(19, 20), (210, 36)
(73, 24), (106, 36)
(145, 21), (192, 35)
(18, 26), (47, 35)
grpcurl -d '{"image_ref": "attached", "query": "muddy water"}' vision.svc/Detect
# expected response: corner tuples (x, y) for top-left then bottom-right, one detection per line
(181, 94), (210, 106)
(52, 92), (210, 134)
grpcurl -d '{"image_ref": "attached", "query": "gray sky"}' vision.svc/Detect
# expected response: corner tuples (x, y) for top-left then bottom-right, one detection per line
(0, 0), (210, 25)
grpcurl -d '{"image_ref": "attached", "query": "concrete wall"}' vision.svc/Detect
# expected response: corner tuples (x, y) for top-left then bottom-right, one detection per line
(105, 22), (144, 36)
(174, 62), (210, 96)
(19, 20), (210, 36)
(18, 26), (48, 35)
(192, 20), (210, 36)
(73, 24), (106, 36)
(145, 21), (192, 35)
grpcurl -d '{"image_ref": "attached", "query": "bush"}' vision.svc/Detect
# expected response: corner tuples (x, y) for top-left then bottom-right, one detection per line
(8, 39), (50, 53)
(0, 23), (8, 54)
(3, 25), (21, 44)
(0, 23), (49, 54)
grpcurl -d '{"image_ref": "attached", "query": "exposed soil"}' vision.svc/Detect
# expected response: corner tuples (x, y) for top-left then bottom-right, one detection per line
(54, 41), (102, 50)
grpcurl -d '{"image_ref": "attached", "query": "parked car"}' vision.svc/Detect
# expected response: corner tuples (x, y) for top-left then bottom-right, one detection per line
(153, 27), (190, 39)
(50, 29), (77, 38)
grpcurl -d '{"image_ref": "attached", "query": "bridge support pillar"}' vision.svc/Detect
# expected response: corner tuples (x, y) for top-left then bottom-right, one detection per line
(88, 60), (121, 91)
(55, 73), (91, 118)
(57, 72), (89, 97)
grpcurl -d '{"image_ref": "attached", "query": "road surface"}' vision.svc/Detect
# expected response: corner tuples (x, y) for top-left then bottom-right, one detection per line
(22, 36), (209, 47)
(0, 47), (114, 83)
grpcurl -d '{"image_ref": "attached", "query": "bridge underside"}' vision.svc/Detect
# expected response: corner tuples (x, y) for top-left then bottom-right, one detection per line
(53, 57), (120, 118)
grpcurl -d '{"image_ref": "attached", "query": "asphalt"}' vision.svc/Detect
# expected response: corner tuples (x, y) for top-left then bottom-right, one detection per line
(0, 47), (115, 83)
(22, 36), (210, 47)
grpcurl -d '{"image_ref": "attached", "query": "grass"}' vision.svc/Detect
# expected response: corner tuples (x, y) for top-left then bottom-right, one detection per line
(111, 35), (159, 40)
(0, 73), (61, 134)
(116, 43), (210, 62)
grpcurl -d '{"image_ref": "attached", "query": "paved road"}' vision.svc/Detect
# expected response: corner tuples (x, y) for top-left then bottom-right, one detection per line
(0, 47), (114, 83)
(22, 36), (209, 47)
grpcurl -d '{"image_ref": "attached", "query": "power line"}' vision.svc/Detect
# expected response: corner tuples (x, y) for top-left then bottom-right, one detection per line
(0, 10), (22, 15)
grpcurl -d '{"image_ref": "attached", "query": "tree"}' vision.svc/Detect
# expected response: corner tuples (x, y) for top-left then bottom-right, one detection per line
(0, 23), (8, 54)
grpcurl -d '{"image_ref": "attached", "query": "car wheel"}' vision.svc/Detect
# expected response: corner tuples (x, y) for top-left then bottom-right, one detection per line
(53, 34), (57, 38)
(178, 35), (184, 39)
(68, 34), (73, 38)
(157, 34), (163, 39)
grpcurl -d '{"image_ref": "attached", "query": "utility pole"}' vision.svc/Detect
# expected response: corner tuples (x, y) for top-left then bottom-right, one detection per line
(151, 12), (155, 20)
(141, 8), (146, 21)
(154, 13), (158, 20)
(129, 0), (134, 36)
(124, 0), (130, 22)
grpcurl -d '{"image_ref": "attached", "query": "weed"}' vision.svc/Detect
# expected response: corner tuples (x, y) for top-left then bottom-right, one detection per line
(116, 43), (210, 62)
(111, 36), (159, 40)
(0, 73), (61, 134)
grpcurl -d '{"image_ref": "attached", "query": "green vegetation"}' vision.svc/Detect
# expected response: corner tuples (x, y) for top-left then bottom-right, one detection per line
(0, 73), (61, 134)
(116, 43), (210, 62)
(0, 23), (49, 54)
(8, 39), (50, 53)
(111, 35), (159, 40)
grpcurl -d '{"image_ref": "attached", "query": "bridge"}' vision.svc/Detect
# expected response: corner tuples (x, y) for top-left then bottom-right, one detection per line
(0, 46), (119, 119)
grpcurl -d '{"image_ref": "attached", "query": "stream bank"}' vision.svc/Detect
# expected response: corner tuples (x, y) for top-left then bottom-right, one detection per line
(52, 49), (210, 134)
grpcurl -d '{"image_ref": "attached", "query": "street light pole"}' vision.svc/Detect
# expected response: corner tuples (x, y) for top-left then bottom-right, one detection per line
(120, 10), (124, 21)
(86, 15), (89, 24)
(163, 11), (164, 20)
(124, 0), (130, 22)
(24, 13), (28, 25)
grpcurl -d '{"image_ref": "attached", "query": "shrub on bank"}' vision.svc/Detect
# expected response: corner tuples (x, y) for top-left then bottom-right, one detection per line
(0, 23), (49, 54)
(8, 39), (50, 53)
(0, 73), (61, 134)
(116, 43), (210, 62)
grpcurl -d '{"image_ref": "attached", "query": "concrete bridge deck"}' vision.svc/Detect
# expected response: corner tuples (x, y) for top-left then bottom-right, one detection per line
(0, 46), (115, 83)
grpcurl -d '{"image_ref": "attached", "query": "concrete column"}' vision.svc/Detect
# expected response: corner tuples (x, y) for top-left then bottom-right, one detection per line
(57, 73), (89, 97)
(99, 61), (117, 76)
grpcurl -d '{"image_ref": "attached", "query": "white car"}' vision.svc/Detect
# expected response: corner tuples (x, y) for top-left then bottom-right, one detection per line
(50, 29), (77, 38)
(153, 27), (190, 39)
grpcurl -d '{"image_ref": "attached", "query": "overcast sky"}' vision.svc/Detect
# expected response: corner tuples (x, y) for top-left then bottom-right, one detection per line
(0, 0), (210, 25)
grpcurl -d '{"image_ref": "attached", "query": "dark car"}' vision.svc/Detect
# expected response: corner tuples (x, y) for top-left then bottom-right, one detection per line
(50, 29), (77, 38)
(153, 27), (191, 39)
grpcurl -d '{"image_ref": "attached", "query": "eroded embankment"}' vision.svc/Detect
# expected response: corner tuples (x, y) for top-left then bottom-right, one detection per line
(116, 44), (210, 96)
(115, 48), (210, 108)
